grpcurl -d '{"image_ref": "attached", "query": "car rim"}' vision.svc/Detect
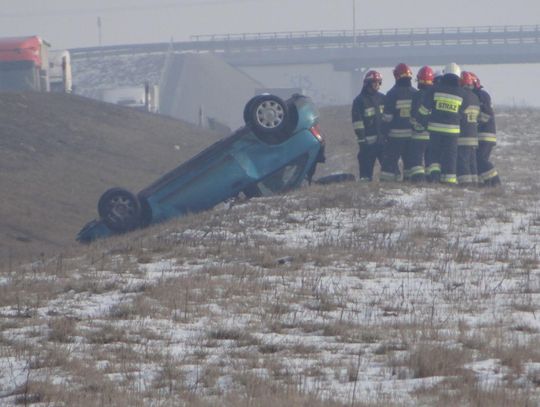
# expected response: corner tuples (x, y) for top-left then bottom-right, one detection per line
(256, 100), (284, 129)
(109, 196), (137, 223)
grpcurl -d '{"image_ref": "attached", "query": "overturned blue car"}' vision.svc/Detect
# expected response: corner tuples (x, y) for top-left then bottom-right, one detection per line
(77, 93), (325, 242)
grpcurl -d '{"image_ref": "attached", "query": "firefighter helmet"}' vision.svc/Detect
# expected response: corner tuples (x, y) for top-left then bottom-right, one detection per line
(443, 62), (461, 78)
(363, 70), (382, 85)
(393, 63), (413, 80)
(460, 71), (475, 88)
(416, 66), (434, 85)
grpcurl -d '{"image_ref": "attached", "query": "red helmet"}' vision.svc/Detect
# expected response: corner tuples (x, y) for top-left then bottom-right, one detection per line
(469, 71), (481, 89)
(393, 63), (413, 80)
(416, 66), (434, 85)
(460, 71), (475, 88)
(363, 70), (382, 85)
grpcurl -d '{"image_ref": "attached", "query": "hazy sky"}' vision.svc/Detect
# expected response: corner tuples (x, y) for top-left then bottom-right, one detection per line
(2, 0), (540, 106)
(1, 0), (539, 49)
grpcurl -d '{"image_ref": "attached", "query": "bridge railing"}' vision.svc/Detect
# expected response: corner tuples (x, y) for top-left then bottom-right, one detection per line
(70, 24), (540, 59)
(189, 24), (540, 51)
(191, 25), (540, 40)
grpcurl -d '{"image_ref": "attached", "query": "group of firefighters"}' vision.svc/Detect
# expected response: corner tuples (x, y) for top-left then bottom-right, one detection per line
(351, 62), (500, 186)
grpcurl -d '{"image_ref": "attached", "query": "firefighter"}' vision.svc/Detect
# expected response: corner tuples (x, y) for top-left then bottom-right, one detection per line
(415, 62), (469, 184)
(423, 68), (443, 181)
(380, 63), (417, 181)
(351, 70), (385, 181)
(457, 71), (480, 186)
(408, 66), (434, 182)
(470, 72), (501, 186)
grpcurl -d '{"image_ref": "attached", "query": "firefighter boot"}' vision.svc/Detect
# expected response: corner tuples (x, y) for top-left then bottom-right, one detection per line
(489, 175), (501, 187)
(430, 171), (441, 183)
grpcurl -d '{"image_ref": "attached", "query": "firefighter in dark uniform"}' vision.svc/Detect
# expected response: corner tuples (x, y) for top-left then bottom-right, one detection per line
(423, 68), (444, 181)
(415, 62), (469, 184)
(457, 71), (480, 186)
(380, 63), (417, 181)
(351, 70), (385, 181)
(408, 66), (434, 182)
(470, 72), (501, 186)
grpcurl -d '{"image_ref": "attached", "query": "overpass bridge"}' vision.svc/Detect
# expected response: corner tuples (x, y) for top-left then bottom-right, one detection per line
(70, 24), (540, 107)
(71, 24), (540, 70)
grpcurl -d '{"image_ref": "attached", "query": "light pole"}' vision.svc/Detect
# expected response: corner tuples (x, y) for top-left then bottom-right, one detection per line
(352, 0), (356, 46)
(97, 17), (102, 47)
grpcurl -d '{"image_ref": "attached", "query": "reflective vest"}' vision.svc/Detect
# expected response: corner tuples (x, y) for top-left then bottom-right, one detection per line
(459, 88), (480, 147)
(382, 84), (417, 138)
(474, 87), (497, 143)
(416, 83), (468, 136)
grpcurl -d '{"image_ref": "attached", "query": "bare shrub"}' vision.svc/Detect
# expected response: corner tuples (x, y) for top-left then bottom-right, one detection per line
(418, 376), (536, 407)
(47, 317), (77, 343)
(86, 324), (127, 344)
(406, 343), (471, 378)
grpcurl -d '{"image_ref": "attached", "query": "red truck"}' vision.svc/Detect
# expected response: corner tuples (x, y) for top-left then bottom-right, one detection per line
(0, 35), (50, 92)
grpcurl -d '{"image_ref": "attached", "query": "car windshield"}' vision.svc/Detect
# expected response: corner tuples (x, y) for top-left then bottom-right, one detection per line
(0, 61), (36, 91)
(255, 153), (308, 195)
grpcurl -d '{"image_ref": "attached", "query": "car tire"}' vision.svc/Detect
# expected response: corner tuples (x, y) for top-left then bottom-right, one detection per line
(243, 95), (266, 126)
(245, 94), (290, 142)
(98, 187), (141, 233)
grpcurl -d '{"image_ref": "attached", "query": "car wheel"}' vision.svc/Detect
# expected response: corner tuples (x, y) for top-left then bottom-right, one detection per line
(243, 95), (265, 126)
(245, 95), (290, 140)
(98, 187), (141, 233)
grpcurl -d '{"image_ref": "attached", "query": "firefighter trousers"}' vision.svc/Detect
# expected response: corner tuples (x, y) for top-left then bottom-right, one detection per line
(357, 142), (384, 181)
(477, 141), (499, 184)
(380, 137), (410, 181)
(407, 138), (429, 182)
(457, 146), (478, 185)
(428, 132), (458, 184)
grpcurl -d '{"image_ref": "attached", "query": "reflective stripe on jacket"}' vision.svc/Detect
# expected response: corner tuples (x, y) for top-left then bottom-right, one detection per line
(474, 87), (496, 143)
(415, 83), (468, 136)
(351, 89), (385, 144)
(382, 83), (416, 138)
(459, 88), (480, 146)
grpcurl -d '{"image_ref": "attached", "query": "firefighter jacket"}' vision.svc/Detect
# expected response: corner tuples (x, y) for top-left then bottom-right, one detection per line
(474, 87), (497, 143)
(382, 81), (416, 139)
(351, 87), (385, 145)
(410, 86), (432, 141)
(459, 88), (480, 147)
(416, 80), (469, 136)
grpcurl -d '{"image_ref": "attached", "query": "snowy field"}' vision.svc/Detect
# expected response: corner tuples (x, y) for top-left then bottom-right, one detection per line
(1, 108), (540, 406)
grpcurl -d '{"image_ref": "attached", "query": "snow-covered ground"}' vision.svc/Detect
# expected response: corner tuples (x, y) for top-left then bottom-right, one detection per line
(1, 108), (539, 406)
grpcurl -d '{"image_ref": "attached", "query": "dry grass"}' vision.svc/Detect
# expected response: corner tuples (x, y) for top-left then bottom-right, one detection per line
(2, 107), (540, 405)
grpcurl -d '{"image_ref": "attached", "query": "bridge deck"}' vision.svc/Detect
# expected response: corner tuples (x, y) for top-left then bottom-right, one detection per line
(70, 24), (540, 69)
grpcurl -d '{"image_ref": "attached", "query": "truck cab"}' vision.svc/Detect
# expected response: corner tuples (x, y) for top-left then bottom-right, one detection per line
(0, 36), (50, 92)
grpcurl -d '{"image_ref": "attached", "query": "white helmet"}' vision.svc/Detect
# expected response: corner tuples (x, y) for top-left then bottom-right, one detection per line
(443, 62), (461, 78)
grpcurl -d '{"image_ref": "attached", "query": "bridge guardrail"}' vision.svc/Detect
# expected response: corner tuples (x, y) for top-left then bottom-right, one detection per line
(189, 25), (540, 51)
(70, 24), (540, 59)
